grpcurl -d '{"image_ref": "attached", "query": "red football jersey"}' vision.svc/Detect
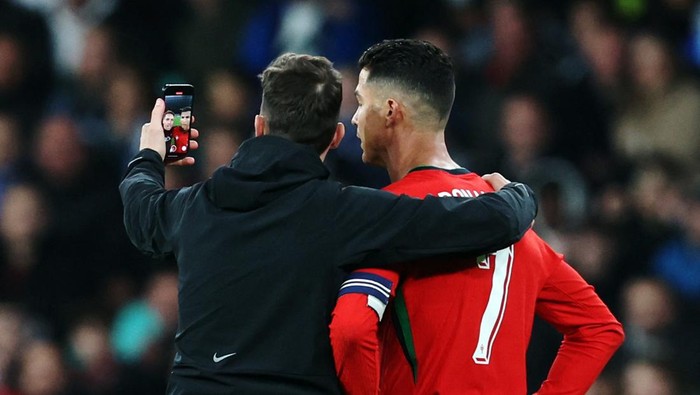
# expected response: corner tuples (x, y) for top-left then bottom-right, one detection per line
(170, 126), (189, 153)
(374, 168), (623, 395)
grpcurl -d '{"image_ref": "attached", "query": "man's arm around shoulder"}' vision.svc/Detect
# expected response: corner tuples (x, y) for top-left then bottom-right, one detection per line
(333, 175), (538, 268)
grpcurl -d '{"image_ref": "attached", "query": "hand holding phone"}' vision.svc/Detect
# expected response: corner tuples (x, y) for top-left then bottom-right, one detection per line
(162, 84), (195, 163)
(138, 91), (198, 165)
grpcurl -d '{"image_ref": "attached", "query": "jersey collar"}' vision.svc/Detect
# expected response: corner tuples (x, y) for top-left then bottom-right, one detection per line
(407, 165), (471, 175)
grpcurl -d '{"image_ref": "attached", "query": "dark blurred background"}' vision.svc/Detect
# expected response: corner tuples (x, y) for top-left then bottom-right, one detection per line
(0, 0), (699, 394)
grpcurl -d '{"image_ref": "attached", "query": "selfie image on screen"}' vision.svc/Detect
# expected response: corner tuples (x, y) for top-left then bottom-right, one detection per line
(163, 94), (193, 156)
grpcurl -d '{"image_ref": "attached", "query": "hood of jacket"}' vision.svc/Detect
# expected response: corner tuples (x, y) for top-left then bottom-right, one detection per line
(207, 135), (330, 211)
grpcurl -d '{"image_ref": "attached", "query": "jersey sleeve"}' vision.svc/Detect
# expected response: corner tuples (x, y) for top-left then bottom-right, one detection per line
(330, 269), (399, 395)
(534, 260), (625, 395)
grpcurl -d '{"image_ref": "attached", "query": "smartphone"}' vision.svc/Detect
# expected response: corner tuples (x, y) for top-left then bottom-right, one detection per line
(162, 84), (194, 163)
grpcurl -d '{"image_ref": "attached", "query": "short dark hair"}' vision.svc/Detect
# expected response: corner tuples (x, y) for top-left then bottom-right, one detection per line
(180, 107), (192, 113)
(259, 53), (342, 153)
(358, 39), (455, 123)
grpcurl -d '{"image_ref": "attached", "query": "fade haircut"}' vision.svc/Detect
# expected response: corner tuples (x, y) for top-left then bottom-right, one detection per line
(259, 53), (342, 153)
(358, 39), (455, 124)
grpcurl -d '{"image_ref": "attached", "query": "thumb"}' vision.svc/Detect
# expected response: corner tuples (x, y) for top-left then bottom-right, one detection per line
(150, 98), (165, 125)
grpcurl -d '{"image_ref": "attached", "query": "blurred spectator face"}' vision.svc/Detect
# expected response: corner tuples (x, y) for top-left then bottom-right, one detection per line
(500, 94), (549, 161)
(79, 27), (115, 84)
(35, 115), (87, 184)
(0, 114), (21, 168)
(68, 317), (118, 393)
(562, 228), (611, 283)
(69, 319), (112, 368)
(490, 0), (530, 59)
(202, 127), (240, 177)
(0, 34), (24, 90)
(621, 360), (676, 395)
(629, 162), (683, 223)
(146, 271), (179, 329)
(629, 34), (673, 93)
(413, 27), (453, 56)
(205, 71), (248, 123)
(598, 184), (627, 221)
(570, 0), (604, 42)
(585, 28), (624, 87)
(0, 305), (24, 378)
(0, 184), (47, 244)
(630, 166), (665, 216)
(106, 68), (146, 137)
(623, 278), (675, 332)
(18, 341), (67, 395)
(585, 375), (617, 395)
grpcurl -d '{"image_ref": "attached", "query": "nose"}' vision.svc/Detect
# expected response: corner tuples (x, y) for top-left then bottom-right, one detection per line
(351, 111), (358, 126)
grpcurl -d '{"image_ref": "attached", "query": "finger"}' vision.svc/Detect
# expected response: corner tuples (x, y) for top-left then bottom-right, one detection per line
(192, 115), (196, 125)
(168, 157), (196, 166)
(150, 98), (165, 125)
(188, 140), (199, 150)
(494, 172), (509, 183)
(484, 172), (509, 183)
(189, 128), (199, 140)
(491, 172), (507, 181)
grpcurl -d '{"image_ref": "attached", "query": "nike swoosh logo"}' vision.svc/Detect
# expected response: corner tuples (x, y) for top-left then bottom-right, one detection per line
(212, 352), (237, 363)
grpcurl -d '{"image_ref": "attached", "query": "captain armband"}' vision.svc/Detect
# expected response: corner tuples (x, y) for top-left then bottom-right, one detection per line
(338, 271), (394, 320)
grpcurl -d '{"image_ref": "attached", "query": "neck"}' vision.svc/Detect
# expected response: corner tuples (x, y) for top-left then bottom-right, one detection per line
(382, 125), (459, 182)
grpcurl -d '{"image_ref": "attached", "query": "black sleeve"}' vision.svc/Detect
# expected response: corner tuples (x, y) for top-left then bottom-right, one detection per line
(118, 149), (178, 258)
(333, 182), (537, 268)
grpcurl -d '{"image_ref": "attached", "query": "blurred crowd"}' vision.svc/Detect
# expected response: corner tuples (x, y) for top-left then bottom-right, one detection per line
(0, 0), (698, 394)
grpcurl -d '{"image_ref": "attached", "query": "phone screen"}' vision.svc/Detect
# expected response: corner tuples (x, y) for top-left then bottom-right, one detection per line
(162, 84), (194, 162)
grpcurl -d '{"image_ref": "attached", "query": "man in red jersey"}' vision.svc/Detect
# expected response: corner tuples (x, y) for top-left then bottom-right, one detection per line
(169, 107), (191, 154)
(329, 39), (624, 395)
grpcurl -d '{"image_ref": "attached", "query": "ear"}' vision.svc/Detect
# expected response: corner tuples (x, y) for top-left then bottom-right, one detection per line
(328, 122), (345, 150)
(385, 99), (402, 127)
(319, 123), (345, 161)
(254, 115), (266, 137)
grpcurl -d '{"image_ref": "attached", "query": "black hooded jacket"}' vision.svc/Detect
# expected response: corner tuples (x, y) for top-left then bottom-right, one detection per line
(119, 135), (537, 394)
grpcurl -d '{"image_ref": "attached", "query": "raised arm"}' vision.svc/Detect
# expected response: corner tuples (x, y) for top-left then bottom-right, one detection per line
(119, 99), (199, 257)
(119, 148), (175, 257)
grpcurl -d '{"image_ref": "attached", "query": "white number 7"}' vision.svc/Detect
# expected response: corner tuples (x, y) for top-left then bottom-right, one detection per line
(472, 246), (514, 365)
